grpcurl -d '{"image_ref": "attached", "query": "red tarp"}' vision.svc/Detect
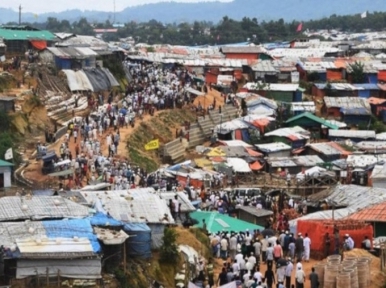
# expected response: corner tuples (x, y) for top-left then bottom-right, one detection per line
(30, 40), (47, 50)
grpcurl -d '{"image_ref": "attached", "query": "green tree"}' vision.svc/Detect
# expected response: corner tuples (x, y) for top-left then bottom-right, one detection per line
(349, 61), (366, 84)
(159, 228), (179, 264)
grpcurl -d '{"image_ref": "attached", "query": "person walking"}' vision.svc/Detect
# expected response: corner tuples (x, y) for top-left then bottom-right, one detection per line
(295, 266), (305, 288)
(309, 267), (319, 288)
(285, 258), (294, 288)
(264, 266), (275, 288)
(303, 233), (311, 262)
(295, 233), (304, 262)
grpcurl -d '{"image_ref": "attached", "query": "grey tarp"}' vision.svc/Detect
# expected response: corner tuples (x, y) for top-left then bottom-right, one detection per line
(83, 68), (111, 92)
(48, 169), (74, 177)
(101, 67), (120, 87)
(17, 259), (101, 279)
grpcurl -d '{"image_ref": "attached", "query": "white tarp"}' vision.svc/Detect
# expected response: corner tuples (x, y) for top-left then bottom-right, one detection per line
(62, 69), (94, 91)
(54, 159), (71, 167)
(185, 87), (205, 96)
(16, 238), (93, 254)
(227, 158), (251, 173)
(17, 259), (101, 279)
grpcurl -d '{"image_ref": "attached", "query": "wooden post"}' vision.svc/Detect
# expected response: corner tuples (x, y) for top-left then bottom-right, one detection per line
(57, 269), (61, 287)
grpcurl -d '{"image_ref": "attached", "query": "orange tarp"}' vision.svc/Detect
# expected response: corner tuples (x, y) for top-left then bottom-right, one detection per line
(245, 148), (263, 157)
(328, 142), (352, 157)
(378, 71), (386, 82)
(326, 69), (342, 81)
(249, 161), (263, 171)
(252, 118), (271, 133)
(30, 40), (47, 50)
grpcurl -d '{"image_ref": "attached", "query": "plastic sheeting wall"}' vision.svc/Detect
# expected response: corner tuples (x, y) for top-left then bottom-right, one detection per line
(147, 223), (165, 250)
(16, 259), (101, 279)
(124, 223), (152, 258)
(83, 68), (112, 92)
(63, 68), (119, 92)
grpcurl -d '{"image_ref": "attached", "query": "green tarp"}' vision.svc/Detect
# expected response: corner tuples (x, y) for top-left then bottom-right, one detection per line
(190, 211), (264, 233)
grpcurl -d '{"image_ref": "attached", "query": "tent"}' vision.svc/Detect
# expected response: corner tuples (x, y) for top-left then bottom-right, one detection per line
(190, 211), (264, 233)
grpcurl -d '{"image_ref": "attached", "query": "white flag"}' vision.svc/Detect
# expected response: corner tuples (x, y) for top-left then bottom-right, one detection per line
(361, 11), (367, 18)
(4, 148), (13, 160)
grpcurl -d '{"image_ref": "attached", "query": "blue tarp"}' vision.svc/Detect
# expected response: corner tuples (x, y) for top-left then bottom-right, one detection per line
(124, 223), (152, 258)
(43, 219), (101, 253)
(241, 129), (251, 143)
(89, 212), (122, 227)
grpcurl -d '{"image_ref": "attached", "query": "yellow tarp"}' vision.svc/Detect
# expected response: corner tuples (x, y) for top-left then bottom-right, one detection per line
(194, 158), (213, 169)
(206, 147), (226, 157)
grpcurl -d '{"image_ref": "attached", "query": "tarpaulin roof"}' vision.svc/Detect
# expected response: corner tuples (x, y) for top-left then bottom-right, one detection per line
(0, 28), (55, 41)
(190, 211), (264, 233)
(206, 147), (226, 157)
(227, 158), (251, 173)
(249, 161), (263, 171)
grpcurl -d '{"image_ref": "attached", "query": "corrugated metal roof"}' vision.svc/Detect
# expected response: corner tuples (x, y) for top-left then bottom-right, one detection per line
(324, 96), (371, 111)
(329, 129), (376, 139)
(307, 142), (344, 156)
(356, 141), (386, 152)
(221, 46), (267, 54)
(348, 201), (386, 222)
(264, 127), (310, 141)
(267, 155), (324, 167)
(0, 28), (55, 41)
(0, 196), (89, 221)
(291, 102), (316, 112)
(79, 188), (175, 224)
(47, 47), (98, 59)
(250, 60), (276, 72)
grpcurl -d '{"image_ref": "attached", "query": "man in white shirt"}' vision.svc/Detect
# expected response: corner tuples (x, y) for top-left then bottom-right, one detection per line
(248, 252), (257, 267)
(344, 234), (355, 251)
(261, 236), (268, 263)
(235, 250), (244, 264)
(220, 237), (228, 260)
(231, 259), (240, 276)
(229, 233), (238, 260)
(303, 233), (311, 262)
(295, 266), (306, 288)
(253, 267), (263, 283)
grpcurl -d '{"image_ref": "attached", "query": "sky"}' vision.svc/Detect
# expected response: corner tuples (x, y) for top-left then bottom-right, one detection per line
(2, 0), (231, 14)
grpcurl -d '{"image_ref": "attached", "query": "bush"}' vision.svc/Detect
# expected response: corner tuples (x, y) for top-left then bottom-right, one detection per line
(159, 228), (179, 264)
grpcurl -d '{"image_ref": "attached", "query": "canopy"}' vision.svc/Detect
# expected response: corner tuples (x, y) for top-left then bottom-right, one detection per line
(185, 87), (205, 96)
(190, 211), (264, 233)
(30, 40), (47, 50)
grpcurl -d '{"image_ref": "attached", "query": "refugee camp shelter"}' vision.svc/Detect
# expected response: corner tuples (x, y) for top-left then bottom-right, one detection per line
(347, 201), (386, 237)
(255, 142), (292, 158)
(0, 160), (14, 188)
(266, 155), (324, 174)
(289, 185), (386, 234)
(0, 219), (101, 285)
(286, 112), (338, 130)
(244, 83), (303, 102)
(124, 223), (152, 259)
(306, 142), (352, 162)
(0, 25), (56, 53)
(190, 211), (264, 233)
(220, 46), (271, 60)
(236, 206), (273, 227)
(79, 188), (174, 248)
(263, 126), (310, 149)
(323, 96), (371, 124)
(40, 47), (98, 70)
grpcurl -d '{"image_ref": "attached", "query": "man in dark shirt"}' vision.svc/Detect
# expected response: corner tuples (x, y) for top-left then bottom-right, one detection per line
(264, 266), (275, 288)
(295, 233), (304, 261)
(309, 267), (319, 288)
